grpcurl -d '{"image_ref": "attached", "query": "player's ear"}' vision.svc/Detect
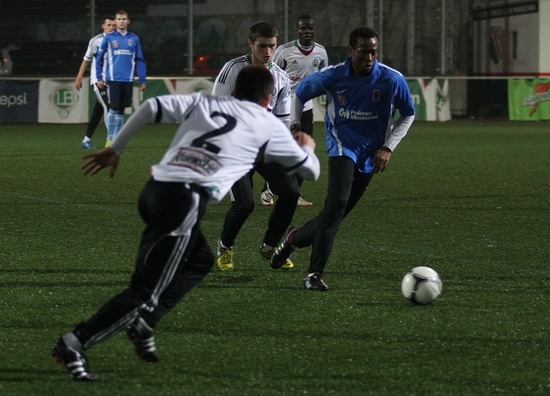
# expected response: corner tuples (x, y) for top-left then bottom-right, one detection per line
(260, 94), (272, 108)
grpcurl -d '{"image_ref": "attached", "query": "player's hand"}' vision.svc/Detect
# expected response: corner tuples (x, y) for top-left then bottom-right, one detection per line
(293, 131), (316, 150)
(373, 148), (392, 173)
(75, 79), (82, 90)
(82, 148), (120, 178)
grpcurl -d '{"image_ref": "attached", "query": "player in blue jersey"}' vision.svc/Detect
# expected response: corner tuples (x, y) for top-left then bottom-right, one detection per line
(75, 16), (115, 149)
(50, 66), (320, 381)
(96, 9), (147, 147)
(271, 27), (416, 291)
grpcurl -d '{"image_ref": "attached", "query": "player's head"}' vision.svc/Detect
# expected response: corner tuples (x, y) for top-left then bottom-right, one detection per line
(348, 27), (379, 77)
(248, 21), (278, 67)
(296, 15), (315, 46)
(115, 10), (130, 31)
(101, 16), (115, 34)
(233, 65), (274, 107)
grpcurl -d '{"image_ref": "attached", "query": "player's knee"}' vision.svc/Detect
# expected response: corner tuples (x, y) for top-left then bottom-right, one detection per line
(232, 197), (254, 215)
(109, 105), (125, 115)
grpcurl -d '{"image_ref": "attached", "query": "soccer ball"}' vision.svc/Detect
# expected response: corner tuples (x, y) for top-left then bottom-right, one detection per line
(401, 266), (442, 305)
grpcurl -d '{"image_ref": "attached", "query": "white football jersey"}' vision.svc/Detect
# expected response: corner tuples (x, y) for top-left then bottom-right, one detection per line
(110, 92), (319, 203)
(213, 55), (292, 128)
(273, 41), (329, 111)
(83, 33), (106, 85)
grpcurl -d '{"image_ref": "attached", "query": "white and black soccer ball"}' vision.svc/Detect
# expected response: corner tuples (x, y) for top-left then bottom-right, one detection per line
(401, 266), (442, 305)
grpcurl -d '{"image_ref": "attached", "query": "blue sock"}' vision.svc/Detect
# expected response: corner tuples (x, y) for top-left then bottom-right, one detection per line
(107, 109), (117, 141)
(112, 113), (125, 140)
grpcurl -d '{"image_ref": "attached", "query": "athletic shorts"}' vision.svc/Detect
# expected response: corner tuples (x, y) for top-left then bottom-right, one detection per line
(107, 81), (133, 111)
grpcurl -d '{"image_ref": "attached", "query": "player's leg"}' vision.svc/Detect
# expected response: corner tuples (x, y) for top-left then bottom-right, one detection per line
(257, 163), (299, 269)
(270, 157), (358, 286)
(81, 101), (103, 149)
(105, 82), (129, 146)
(52, 179), (205, 378)
(301, 157), (355, 272)
(143, 227), (214, 327)
(105, 82), (119, 146)
(217, 172), (255, 270)
(295, 109), (315, 206)
(93, 82), (110, 131)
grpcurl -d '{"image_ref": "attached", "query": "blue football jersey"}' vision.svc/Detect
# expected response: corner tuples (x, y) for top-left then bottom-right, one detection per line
(296, 57), (415, 172)
(96, 30), (147, 84)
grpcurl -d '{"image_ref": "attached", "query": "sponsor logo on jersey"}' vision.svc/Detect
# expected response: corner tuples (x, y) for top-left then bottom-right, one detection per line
(49, 85), (79, 119)
(168, 147), (222, 176)
(113, 49), (133, 56)
(339, 108), (378, 121)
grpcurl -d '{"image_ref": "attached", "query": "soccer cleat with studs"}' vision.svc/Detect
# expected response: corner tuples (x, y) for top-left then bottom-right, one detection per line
(260, 189), (275, 206)
(303, 272), (330, 291)
(81, 140), (95, 150)
(217, 240), (234, 271)
(51, 337), (98, 381)
(259, 246), (294, 270)
(297, 196), (313, 206)
(270, 227), (298, 269)
(126, 318), (159, 363)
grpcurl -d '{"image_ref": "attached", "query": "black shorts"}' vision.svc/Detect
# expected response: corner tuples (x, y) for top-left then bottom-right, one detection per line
(107, 81), (133, 111)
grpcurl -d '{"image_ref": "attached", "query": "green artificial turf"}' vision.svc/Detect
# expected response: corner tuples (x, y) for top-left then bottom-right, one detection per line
(0, 120), (548, 395)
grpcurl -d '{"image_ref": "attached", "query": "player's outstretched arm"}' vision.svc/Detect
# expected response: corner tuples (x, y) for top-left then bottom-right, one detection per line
(82, 148), (120, 177)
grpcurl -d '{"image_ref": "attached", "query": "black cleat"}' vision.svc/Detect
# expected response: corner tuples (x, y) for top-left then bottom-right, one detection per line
(303, 272), (330, 291)
(270, 227), (298, 269)
(51, 338), (98, 381)
(126, 318), (159, 363)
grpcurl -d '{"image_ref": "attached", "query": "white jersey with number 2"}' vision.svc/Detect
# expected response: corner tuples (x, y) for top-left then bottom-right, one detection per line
(110, 92), (319, 203)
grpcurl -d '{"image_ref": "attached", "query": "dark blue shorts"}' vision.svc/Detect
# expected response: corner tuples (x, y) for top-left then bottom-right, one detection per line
(107, 81), (133, 111)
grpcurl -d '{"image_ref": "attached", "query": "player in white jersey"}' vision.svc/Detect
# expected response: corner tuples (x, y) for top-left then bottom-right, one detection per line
(74, 16), (115, 149)
(51, 66), (320, 381)
(273, 14), (329, 137)
(213, 22), (300, 271)
(273, 14), (330, 207)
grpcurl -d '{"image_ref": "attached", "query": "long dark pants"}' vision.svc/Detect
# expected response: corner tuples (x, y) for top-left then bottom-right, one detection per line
(74, 178), (213, 349)
(293, 156), (374, 274)
(220, 163), (300, 249)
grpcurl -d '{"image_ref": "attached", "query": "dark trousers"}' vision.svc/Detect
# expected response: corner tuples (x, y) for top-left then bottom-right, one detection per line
(85, 85), (109, 137)
(220, 163), (300, 248)
(293, 156), (374, 273)
(75, 178), (213, 349)
(294, 109), (314, 189)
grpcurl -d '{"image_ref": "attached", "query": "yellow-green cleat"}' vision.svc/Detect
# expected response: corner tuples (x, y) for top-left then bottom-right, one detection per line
(217, 240), (234, 271)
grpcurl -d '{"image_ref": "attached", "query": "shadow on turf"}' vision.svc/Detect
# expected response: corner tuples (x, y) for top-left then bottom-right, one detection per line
(0, 368), (59, 383)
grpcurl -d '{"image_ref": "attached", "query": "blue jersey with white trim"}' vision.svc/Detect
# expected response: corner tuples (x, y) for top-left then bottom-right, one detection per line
(296, 57), (415, 172)
(96, 30), (147, 84)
